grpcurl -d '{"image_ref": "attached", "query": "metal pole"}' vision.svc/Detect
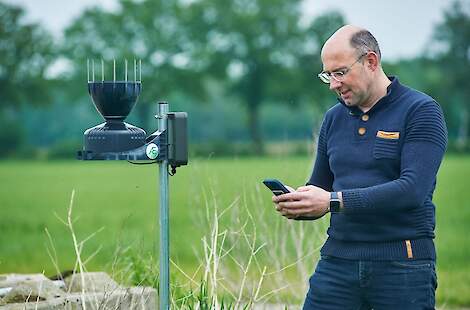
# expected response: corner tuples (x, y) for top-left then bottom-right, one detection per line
(157, 101), (170, 310)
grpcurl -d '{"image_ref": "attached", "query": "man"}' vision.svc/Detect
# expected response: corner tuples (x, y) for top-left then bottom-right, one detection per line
(273, 25), (447, 309)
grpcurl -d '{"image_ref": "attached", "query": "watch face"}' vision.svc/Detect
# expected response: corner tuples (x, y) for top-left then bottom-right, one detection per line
(330, 192), (340, 213)
(330, 200), (341, 213)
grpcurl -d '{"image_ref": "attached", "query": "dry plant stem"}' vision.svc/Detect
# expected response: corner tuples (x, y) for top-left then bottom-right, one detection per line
(253, 266), (267, 302)
(44, 227), (63, 280)
(213, 190), (280, 306)
(83, 245), (103, 266)
(242, 190), (269, 300)
(173, 177), (324, 308)
(25, 289), (32, 304)
(66, 191), (104, 309)
(202, 189), (239, 308)
(210, 201), (219, 308)
(66, 189), (88, 310)
(34, 276), (43, 310)
(170, 259), (199, 286)
(109, 246), (127, 284)
(253, 184), (322, 303)
(265, 246), (320, 277)
(255, 283), (291, 302)
(259, 211), (288, 302)
(80, 227), (105, 245)
(235, 198), (263, 308)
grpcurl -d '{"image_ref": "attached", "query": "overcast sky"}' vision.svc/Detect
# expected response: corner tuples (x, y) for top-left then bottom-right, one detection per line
(5, 0), (455, 61)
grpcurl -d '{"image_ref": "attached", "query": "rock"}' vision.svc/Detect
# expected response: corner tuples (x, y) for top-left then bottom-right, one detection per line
(0, 274), (50, 289)
(0, 272), (156, 309)
(64, 272), (121, 293)
(0, 279), (64, 304)
(0, 286), (157, 309)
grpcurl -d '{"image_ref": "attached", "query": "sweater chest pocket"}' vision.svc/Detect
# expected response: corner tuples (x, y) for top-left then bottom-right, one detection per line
(373, 136), (400, 159)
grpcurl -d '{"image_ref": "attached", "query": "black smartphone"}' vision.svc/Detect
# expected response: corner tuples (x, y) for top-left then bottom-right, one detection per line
(262, 179), (291, 196)
(263, 178), (324, 221)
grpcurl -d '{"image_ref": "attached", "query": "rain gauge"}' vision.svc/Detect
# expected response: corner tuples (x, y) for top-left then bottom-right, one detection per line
(78, 59), (188, 310)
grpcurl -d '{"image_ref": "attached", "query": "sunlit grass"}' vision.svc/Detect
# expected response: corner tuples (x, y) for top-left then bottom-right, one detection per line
(0, 155), (468, 306)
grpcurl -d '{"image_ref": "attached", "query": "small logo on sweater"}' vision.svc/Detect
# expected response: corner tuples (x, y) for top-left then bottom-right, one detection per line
(376, 131), (400, 139)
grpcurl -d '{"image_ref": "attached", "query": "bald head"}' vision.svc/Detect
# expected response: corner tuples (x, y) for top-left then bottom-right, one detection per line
(321, 25), (382, 62)
(318, 25), (390, 112)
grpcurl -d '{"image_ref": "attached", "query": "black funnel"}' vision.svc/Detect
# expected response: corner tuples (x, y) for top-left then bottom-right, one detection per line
(83, 81), (146, 154)
(88, 81), (142, 120)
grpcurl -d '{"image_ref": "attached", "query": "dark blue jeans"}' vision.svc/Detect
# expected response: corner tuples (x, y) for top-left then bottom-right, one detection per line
(303, 255), (437, 310)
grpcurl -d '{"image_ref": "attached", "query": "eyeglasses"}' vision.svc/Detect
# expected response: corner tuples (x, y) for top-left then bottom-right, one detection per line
(317, 53), (367, 84)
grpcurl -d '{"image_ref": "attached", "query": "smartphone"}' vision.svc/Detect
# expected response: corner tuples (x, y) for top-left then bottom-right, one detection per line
(263, 178), (324, 221)
(262, 179), (291, 196)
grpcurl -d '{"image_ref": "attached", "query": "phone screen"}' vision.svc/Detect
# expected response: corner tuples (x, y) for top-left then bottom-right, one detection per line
(262, 179), (291, 196)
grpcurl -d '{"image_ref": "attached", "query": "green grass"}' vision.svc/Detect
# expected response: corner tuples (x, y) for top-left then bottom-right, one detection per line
(0, 155), (469, 306)
(433, 155), (470, 306)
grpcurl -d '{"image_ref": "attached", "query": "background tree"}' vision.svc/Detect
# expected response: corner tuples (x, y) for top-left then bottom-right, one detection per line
(60, 0), (345, 153)
(429, 0), (470, 150)
(179, 0), (344, 154)
(0, 2), (54, 156)
(6, 0), (468, 157)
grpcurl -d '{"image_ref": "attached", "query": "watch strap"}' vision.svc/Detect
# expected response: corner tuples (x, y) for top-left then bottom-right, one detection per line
(330, 192), (341, 213)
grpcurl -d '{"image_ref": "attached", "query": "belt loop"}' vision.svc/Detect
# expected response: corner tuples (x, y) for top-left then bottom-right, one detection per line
(405, 240), (413, 259)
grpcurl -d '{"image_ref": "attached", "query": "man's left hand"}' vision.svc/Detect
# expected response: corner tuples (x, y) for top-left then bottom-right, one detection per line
(272, 185), (330, 219)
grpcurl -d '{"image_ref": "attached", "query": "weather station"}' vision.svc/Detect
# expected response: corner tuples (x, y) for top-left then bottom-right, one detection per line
(78, 59), (188, 310)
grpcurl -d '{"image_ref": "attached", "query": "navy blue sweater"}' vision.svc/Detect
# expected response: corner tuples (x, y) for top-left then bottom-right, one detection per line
(308, 77), (447, 260)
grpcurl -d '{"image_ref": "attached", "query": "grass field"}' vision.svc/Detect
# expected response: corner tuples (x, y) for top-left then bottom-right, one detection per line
(0, 155), (469, 306)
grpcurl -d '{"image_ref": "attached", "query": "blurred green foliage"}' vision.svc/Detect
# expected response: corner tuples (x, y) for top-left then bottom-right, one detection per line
(0, 1), (55, 156)
(0, 0), (469, 157)
(0, 2), (54, 110)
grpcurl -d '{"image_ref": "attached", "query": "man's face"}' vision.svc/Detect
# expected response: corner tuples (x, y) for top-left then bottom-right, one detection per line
(321, 49), (372, 108)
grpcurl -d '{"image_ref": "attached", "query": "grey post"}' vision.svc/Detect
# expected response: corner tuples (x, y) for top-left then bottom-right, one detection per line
(157, 101), (170, 310)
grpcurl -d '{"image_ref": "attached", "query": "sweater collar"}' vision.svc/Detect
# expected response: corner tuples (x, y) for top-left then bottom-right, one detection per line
(340, 76), (401, 116)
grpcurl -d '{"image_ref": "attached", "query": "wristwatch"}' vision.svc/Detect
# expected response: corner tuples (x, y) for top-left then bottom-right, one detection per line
(329, 192), (341, 213)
